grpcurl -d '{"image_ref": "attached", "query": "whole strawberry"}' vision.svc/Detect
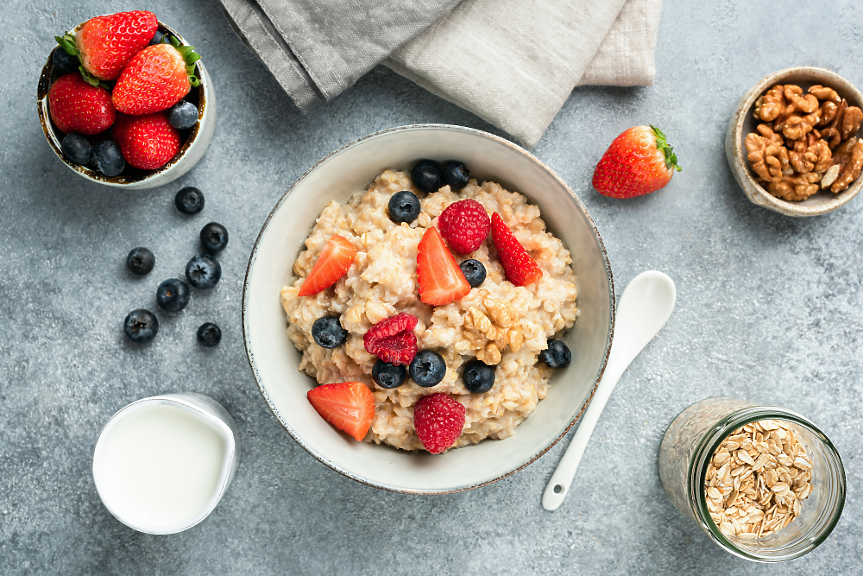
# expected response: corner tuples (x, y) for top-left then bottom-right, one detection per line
(438, 199), (490, 254)
(592, 125), (681, 199)
(55, 11), (157, 83)
(413, 393), (465, 454)
(112, 37), (201, 115)
(112, 112), (180, 170)
(48, 73), (116, 134)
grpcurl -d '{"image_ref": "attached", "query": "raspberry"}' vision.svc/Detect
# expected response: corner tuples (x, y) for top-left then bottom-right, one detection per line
(414, 393), (465, 454)
(438, 199), (491, 254)
(363, 312), (419, 366)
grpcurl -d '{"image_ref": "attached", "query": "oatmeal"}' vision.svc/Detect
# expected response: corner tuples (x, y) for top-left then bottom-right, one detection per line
(281, 169), (577, 451)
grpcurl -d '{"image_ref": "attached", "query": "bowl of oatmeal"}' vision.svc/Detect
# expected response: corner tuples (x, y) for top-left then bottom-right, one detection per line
(243, 125), (614, 493)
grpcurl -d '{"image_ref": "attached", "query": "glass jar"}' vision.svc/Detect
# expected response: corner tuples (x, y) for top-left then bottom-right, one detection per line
(658, 397), (846, 562)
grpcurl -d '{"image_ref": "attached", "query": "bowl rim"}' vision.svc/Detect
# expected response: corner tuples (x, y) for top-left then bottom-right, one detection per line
(36, 21), (210, 187)
(727, 66), (863, 216)
(241, 123), (615, 494)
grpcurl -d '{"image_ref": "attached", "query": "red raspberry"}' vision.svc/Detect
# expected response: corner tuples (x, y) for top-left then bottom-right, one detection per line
(414, 393), (465, 454)
(438, 199), (491, 254)
(363, 312), (418, 366)
(490, 213), (543, 286)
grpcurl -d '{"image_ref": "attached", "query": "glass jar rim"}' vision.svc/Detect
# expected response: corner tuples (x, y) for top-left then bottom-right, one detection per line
(686, 404), (846, 562)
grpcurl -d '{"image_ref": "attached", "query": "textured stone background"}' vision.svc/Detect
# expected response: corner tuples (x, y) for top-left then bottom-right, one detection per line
(1, 0), (861, 574)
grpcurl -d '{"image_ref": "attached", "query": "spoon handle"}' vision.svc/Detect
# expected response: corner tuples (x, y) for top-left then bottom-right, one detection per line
(541, 361), (624, 511)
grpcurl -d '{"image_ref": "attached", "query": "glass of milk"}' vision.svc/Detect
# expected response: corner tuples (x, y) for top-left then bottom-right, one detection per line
(93, 393), (240, 535)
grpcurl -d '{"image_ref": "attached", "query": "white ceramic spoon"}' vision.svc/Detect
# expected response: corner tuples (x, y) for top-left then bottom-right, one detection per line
(542, 270), (677, 511)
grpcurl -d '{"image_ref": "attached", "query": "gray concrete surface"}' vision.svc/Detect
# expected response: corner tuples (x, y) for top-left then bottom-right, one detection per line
(1, 0), (861, 574)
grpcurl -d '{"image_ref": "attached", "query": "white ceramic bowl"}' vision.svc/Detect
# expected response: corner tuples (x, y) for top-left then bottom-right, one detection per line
(36, 21), (217, 189)
(243, 125), (614, 494)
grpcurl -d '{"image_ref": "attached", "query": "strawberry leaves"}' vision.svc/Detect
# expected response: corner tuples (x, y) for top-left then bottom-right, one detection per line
(650, 124), (682, 172)
(169, 35), (202, 87)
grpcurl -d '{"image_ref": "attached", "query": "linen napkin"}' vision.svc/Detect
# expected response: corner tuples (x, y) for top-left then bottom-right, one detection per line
(220, 0), (662, 147)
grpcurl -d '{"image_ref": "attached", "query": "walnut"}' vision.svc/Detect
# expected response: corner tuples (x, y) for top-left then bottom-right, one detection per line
(505, 326), (523, 352)
(773, 85), (820, 140)
(482, 296), (513, 328)
(745, 129), (789, 182)
(820, 99), (848, 148)
(821, 164), (841, 189)
(809, 85), (841, 103)
(818, 101), (839, 126)
(840, 106), (863, 140)
(754, 85), (786, 122)
(476, 343), (501, 365)
(788, 138), (832, 174)
(829, 138), (863, 193)
(766, 172), (822, 201)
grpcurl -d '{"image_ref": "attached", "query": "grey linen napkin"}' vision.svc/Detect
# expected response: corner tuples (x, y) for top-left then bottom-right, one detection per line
(220, 0), (662, 147)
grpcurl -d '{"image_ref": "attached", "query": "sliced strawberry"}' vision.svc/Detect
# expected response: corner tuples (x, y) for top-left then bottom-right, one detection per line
(592, 125), (681, 199)
(47, 73), (116, 135)
(307, 382), (375, 441)
(112, 112), (180, 170)
(417, 227), (471, 306)
(298, 235), (358, 297)
(490, 213), (543, 287)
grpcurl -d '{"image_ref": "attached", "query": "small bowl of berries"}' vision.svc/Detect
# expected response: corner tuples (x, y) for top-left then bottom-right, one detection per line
(36, 10), (216, 189)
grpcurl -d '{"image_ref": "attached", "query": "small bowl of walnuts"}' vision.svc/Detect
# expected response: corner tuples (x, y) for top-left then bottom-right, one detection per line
(725, 66), (863, 216)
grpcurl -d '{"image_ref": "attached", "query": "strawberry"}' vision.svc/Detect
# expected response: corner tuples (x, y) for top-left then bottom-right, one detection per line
(592, 124), (682, 199)
(298, 235), (358, 297)
(307, 382), (375, 442)
(490, 213), (543, 286)
(363, 313), (419, 366)
(55, 11), (158, 83)
(112, 37), (202, 115)
(112, 112), (180, 170)
(416, 227), (471, 306)
(413, 393), (465, 454)
(47, 73), (116, 135)
(438, 199), (490, 254)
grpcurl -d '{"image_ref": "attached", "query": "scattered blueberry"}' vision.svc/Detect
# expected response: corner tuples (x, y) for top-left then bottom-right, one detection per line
(156, 278), (191, 312)
(124, 309), (159, 344)
(459, 259), (486, 288)
(388, 191), (421, 224)
(411, 160), (443, 193)
(149, 31), (165, 45)
(200, 222), (229, 253)
(185, 254), (221, 289)
(409, 350), (446, 387)
(443, 161), (470, 190)
(372, 360), (407, 389)
(92, 140), (125, 176)
(61, 133), (92, 165)
(311, 316), (347, 348)
(52, 47), (79, 74)
(175, 186), (205, 215)
(168, 100), (198, 130)
(197, 322), (222, 347)
(462, 359), (495, 394)
(126, 247), (155, 275)
(540, 339), (572, 368)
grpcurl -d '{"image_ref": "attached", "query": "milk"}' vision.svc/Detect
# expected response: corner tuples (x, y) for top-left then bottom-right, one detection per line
(94, 403), (228, 532)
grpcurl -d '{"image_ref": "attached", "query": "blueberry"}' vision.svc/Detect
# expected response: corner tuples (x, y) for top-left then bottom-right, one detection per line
(462, 359), (495, 394)
(197, 322), (222, 347)
(387, 191), (421, 224)
(372, 360), (407, 389)
(126, 247), (155, 275)
(185, 254), (221, 289)
(124, 309), (159, 344)
(540, 339), (572, 368)
(411, 159), (443, 193)
(61, 133), (92, 165)
(311, 316), (347, 348)
(459, 259), (486, 288)
(156, 278), (191, 312)
(409, 350), (446, 387)
(149, 31), (165, 45)
(200, 222), (229, 253)
(92, 140), (125, 176)
(168, 100), (198, 130)
(443, 162), (470, 190)
(175, 186), (205, 215)
(52, 47), (79, 74)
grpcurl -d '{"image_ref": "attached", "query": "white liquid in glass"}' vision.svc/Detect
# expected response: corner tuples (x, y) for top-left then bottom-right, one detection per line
(95, 403), (227, 531)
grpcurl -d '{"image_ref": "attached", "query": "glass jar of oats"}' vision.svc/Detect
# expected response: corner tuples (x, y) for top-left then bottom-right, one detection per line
(658, 397), (845, 562)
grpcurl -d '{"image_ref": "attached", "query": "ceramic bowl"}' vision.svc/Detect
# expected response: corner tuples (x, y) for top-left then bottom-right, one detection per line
(36, 21), (217, 189)
(725, 66), (863, 217)
(243, 124), (615, 494)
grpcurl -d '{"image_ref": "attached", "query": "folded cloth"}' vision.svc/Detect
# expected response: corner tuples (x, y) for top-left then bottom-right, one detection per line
(220, 0), (662, 147)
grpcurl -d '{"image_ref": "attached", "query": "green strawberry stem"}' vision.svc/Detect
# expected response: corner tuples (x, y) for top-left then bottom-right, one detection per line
(168, 34), (202, 87)
(650, 125), (682, 172)
(55, 33), (77, 56)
